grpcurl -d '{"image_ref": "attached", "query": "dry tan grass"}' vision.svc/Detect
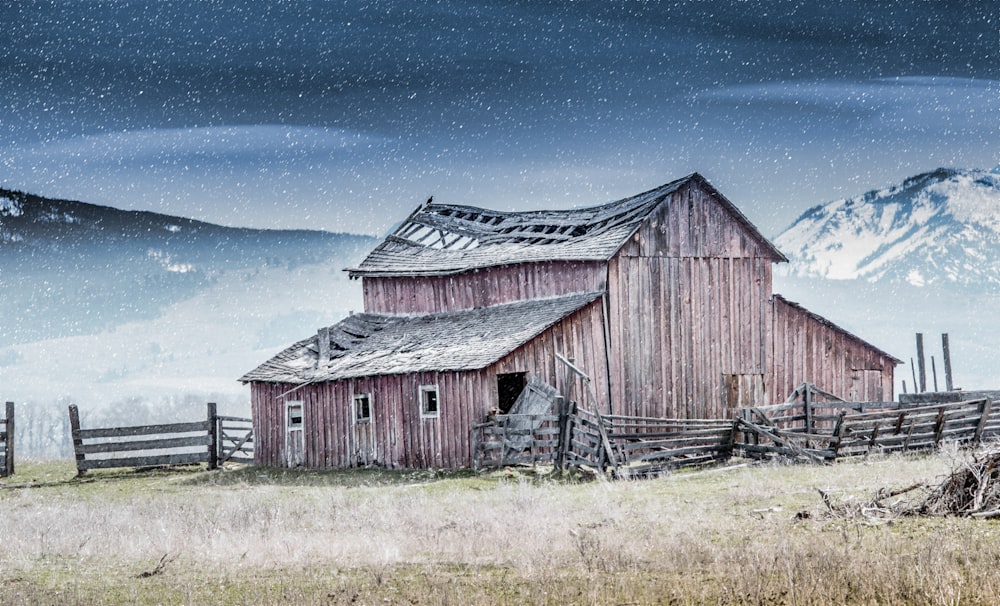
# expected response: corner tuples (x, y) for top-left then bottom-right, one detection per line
(0, 451), (997, 605)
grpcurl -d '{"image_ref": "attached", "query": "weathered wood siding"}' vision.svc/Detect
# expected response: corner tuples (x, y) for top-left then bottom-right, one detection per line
(607, 182), (775, 419)
(250, 299), (608, 469)
(769, 296), (896, 403)
(361, 261), (606, 314)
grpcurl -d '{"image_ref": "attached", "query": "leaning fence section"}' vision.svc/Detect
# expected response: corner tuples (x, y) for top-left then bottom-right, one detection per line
(472, 411), (562, 469)
(1, 402), (13, 477)
(605, 415), (735, 477)
(69, 402), (220, 474)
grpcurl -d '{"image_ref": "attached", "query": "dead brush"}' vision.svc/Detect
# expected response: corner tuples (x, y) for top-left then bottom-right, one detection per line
(817, 447), (1000, 520)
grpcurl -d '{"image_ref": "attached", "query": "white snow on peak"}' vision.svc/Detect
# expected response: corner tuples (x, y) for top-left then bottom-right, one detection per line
(775, 168), (1000, 289)
(165, 224), (182, 233)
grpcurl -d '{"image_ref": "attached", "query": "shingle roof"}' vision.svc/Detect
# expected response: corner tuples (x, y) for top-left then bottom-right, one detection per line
(240, 292), (603, 384)
(348, 173), (785, 277)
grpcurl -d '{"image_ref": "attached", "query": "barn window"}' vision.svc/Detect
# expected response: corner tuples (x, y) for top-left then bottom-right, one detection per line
(496, 372), (526, 414)
(419, 385), (439, 418)
(353, 393), (372, 424)
(286, 401), (303, 429)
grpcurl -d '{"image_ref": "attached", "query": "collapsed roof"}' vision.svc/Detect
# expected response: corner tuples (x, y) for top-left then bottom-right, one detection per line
(240, 292), (602, 384)
(348, 173), (785, 278)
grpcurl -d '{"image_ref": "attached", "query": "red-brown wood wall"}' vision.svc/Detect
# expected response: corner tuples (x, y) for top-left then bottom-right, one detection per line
(769, 296), (895, 403)
(250, 299), (608, 469)
(360, 261), (606, 314)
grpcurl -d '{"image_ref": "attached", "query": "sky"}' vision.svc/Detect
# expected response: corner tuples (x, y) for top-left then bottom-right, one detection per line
(1, 0), (998, 238)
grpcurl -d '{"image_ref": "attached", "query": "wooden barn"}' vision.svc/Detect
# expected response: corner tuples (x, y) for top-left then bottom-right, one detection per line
(241, 173), (900, 469)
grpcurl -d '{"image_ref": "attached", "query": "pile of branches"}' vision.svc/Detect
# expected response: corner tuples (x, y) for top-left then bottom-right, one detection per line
(818, 448), (1000, 520)
(916, 448), (1000, 518)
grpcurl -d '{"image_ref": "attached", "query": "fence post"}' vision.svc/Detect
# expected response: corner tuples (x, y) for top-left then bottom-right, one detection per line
(554, 396), (566, 471)
(207, 402), (218, 470)
(68, 404), (86, 476)
(4, 401), (13, 477)
(974, 399), (993, 446)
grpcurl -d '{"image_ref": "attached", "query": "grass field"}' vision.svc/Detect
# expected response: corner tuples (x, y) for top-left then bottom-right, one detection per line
(1, 451), (997, 605)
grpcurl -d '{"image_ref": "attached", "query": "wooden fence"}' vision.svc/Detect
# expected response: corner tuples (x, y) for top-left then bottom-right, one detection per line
(473, 382), (1000, 476)
(736, 383), (1000, 461)
(69, 403), (254, 474)
(473, 399), (734, 477)
(472, 399), (565, 469)
(1, 402), (13, 477)
(216, 414), (254, 464)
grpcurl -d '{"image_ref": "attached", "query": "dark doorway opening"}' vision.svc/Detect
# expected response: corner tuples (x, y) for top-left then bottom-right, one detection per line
(497, 372), (527, 414)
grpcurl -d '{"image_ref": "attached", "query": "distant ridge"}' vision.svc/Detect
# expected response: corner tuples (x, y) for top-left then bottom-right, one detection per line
(774, 168), (1000, 290)
(0, 188), (375, 346)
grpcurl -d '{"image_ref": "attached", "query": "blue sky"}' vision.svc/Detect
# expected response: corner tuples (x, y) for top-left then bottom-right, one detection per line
(1, 1), (998, 237)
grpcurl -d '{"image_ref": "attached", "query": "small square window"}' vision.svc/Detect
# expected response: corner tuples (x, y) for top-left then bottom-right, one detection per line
(286, 401), (303, 429)
(353, 393), (372, 424)
(419, 385), (439, 418)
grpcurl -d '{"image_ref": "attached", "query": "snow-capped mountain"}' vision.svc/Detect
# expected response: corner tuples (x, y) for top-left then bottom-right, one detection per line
(774, 168), (1000, 289)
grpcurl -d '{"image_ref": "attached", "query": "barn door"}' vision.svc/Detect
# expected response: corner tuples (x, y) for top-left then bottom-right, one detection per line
(723, 374), (765, 414)
(352, 393), (376, 466)
(285, 400), (305, 467)
(850, 370), (884, 402)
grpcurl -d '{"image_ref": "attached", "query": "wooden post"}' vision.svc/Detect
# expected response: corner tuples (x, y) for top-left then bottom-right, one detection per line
(804, 384), (813, 447)
(942, 334), (954, 392)
(4, 401), (13, 477)
(931, 356), (939, 393)
(910, 358), (918, 394)
(554, 396), (566, 471)
(68, 404), (86, 476)
(207, 402), (218, 470)
(933, 407), (946, 446)
(916, 333), (927, 393)
(974, 399), (993, 446)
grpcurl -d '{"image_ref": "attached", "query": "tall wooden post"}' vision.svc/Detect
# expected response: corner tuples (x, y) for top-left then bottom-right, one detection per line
(207, 402), (218, 470)
(4, 401), (13, 477)
(554, 396), (566, 471)
(68, 404), (86, 476)
(931, 356), (939, 393)
(942, 333), (954, 392)
(916, 333), (927, 393)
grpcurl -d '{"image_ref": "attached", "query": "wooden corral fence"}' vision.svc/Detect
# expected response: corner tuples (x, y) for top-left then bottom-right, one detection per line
(737, 383), (1000, 461)
(473, 399), (735, 477)
(1, 402), (13, 477)
(475, 382), (1000, 476)
(68, 403), (254, 475)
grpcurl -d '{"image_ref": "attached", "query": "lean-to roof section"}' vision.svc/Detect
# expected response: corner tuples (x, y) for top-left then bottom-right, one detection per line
(240, 292), (602, 384)
(348, 173), (785, 278)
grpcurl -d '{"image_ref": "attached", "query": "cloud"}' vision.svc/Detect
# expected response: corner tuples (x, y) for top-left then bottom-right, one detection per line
(2, 126), (379, 171)
(695, 77), (1000, 133)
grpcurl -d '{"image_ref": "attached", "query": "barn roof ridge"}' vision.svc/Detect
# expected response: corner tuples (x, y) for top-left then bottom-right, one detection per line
(347, 173), (785, 278)
(239, 291), (604, 385)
